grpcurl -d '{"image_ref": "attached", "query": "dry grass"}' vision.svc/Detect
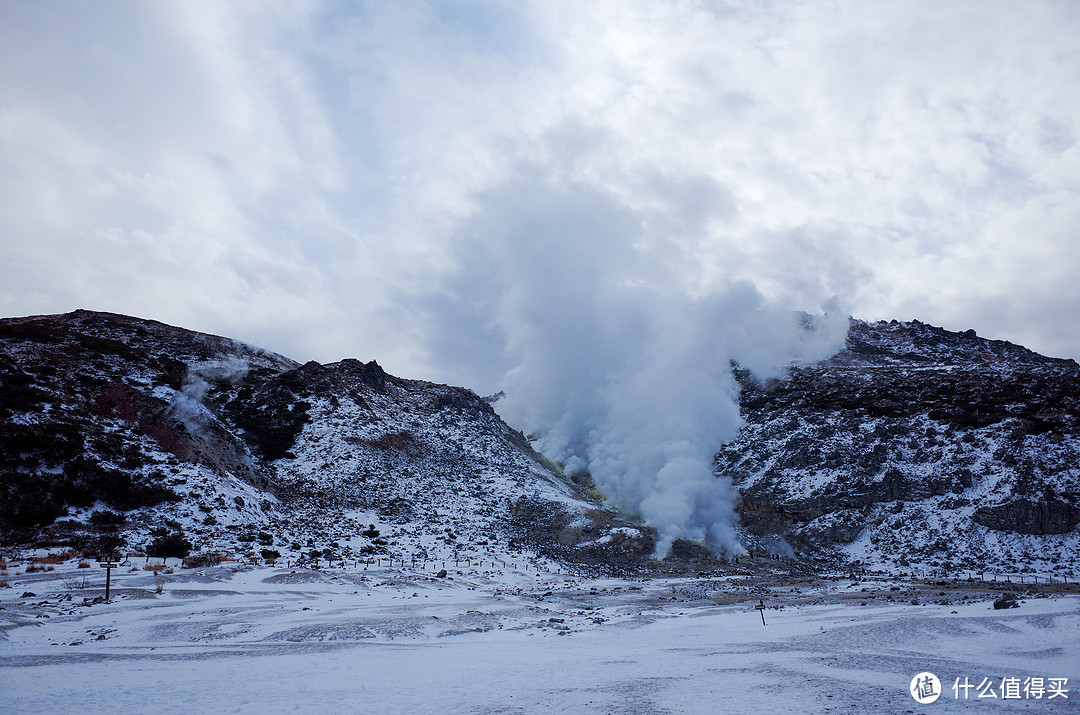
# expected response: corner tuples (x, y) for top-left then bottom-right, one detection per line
(34, 551), (74, 564)
(61, 574), (92, 590)
(78, 561), (91, 568)
(25, 564), (55, 573)
(183, 552), (232, 568)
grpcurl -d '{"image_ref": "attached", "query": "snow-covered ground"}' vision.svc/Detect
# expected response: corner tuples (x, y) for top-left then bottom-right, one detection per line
(2, 560), (1078, 714)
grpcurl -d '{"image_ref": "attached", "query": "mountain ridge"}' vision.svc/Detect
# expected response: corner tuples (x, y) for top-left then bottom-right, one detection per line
(0, 309), (664, 572)
(723, 317), (1080, 575)
(2, 309), (1077, 577)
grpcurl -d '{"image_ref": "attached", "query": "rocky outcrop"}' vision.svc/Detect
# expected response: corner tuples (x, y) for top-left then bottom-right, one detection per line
(973, 498), (1080, 535)
(721, 318), (1080, 571)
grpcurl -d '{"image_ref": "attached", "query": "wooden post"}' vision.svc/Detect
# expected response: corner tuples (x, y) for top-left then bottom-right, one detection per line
(755, 599), (767, 626)
(98, 555), (119, 602)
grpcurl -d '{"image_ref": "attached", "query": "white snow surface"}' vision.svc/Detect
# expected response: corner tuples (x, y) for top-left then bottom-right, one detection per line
(2, 559), (1078, 714)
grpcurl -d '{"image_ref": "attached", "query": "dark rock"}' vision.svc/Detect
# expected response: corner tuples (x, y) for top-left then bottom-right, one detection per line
(792, 509), (864, 545)
(993, 594), (1019, 609)
(973, 499), (1080, 535)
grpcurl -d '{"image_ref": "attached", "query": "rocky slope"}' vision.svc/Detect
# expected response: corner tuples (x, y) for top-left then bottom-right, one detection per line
(720, 319), (1080, 575)
(4, 310), (1077, 577)
(0, 310), (656, 569)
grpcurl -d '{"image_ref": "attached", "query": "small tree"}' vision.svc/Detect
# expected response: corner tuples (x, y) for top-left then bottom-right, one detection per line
(147, 529), (192, 563)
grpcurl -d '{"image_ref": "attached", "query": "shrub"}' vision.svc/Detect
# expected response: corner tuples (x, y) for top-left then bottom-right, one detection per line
(146, 530), (192, 561)
(183, 552), (230, 568)
(260, 549), (281, 563)
(89, 510), (126, 527)
(61, 574), (92, 590)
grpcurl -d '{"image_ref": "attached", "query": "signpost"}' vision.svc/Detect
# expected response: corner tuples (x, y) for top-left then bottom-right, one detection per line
(755, 599), (767, 626)
(98, 553), (119, 602)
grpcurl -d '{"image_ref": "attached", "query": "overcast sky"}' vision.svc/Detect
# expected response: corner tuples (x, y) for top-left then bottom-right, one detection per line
(3, 0), (1079, 387)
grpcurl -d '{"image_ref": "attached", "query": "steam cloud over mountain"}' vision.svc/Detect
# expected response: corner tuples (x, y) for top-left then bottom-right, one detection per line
(427, 171), (847, 556)
(170, 357), (249, 431)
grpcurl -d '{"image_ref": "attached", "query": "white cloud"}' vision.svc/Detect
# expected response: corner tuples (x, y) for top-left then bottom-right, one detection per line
(5, 0), (1078, 364)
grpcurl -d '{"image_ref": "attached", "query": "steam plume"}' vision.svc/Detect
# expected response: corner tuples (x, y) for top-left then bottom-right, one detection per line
(427, 170), (847, 557)
(169, 358), (249, 431)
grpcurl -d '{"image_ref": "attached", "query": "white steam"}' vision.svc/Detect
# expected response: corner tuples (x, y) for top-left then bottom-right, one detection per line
(511, 293), (844, 558)
(425, 170), (847, 557)
(169, 357), (249, 431)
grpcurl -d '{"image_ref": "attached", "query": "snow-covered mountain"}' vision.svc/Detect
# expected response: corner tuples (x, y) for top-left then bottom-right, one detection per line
(3, 310), (1077, 577)
(721, 318), (1080, 575)
(0, 310), (657, 569)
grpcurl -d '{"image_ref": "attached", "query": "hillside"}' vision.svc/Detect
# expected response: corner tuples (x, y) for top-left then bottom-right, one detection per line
(0, 310), (657, 569)
(721, 319), (1080, 575)
(3, 310), (1078, 578)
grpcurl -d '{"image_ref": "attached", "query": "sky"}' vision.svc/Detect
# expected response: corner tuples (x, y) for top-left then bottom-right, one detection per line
(2, 1), (1079, 378)
(3, 0), (1079, 554)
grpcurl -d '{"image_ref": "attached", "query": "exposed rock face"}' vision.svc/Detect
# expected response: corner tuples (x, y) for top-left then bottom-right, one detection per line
(0, 310), (653, 569)
(972, 499), (1080, 535)
(719, 319), (1080, 571)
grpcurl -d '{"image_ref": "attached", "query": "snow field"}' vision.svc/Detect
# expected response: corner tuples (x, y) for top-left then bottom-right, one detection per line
(2, 561), (1078, 714)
